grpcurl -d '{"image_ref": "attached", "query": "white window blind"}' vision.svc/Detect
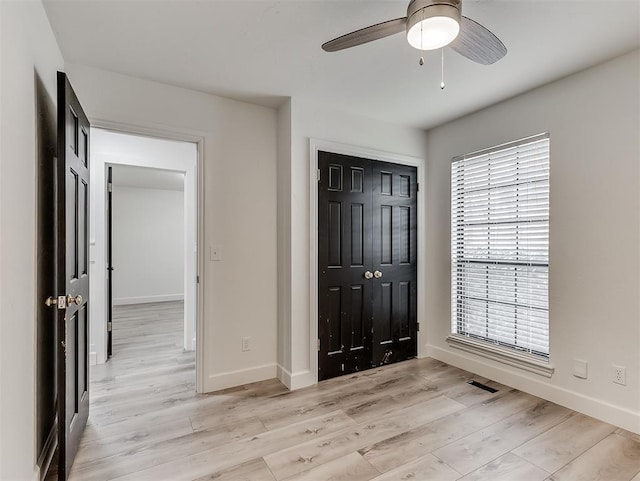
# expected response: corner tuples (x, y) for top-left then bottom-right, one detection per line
(451, 133), (550, 358)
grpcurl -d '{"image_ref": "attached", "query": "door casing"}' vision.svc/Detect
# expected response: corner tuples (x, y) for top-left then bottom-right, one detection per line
(90, 119), (206, 394)
(309, 139), (426, 385)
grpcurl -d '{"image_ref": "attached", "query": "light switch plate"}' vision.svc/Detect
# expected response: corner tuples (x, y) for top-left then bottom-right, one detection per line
(573, 359), (588, 379)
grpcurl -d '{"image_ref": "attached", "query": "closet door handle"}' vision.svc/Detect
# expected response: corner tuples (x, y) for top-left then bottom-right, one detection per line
(374, 270), (383, 279)
(364, 271), (374, 280)
(67, 295), (83, 305)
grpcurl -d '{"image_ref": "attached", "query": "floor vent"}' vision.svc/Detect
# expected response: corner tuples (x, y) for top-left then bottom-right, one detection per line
(467, 380), (498, 393)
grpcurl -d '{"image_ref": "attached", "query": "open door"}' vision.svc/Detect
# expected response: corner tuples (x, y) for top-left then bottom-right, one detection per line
(107, 165), (113, 357)
(54, 71), (90, 480)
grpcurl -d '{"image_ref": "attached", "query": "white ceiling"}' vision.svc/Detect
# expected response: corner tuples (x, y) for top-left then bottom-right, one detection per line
(43, 0), (640, 129)
(111, 165), (184, 191)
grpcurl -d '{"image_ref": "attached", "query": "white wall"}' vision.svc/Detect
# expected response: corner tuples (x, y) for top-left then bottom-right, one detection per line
(0, 1), (64, 479)
(68, 64), (278, 392)
(425, 50), (640, 433)
(277, 99), (429, 389)
(112, 185), (184, 305)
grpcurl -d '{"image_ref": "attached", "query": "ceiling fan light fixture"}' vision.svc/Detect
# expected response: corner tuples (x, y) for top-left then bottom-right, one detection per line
(406, 1), (461, 51)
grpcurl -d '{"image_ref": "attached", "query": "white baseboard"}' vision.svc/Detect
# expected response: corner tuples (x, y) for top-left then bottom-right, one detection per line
(277, 365), (316, 391)
(426, 343), (640, 434)
(205, 363), (277, 392)
(113, 293), (184, 305)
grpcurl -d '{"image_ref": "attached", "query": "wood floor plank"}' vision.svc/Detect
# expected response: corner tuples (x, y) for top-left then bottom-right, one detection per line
(257, 362), (445, 431)
(194, 458), (276, 481)
(369, 453), (460, 481)
(513, 413), (617, 473)
(432, 400), (573, 475)
(70, 416), (268, 480)
(459, 452), (549, 481)
(549, 433), (640, 481)
(281, 452), (380, 481)
(617, 428), (640, 443)
(263, 395), (465, 480)
(75, 417), (194, 464)
(361, 389), (538, 473)
(89, 383), (199, 425)
(112, 410), (358, 481)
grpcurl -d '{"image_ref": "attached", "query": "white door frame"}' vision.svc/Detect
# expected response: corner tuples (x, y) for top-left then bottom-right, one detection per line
(90, 119), (206, 393)
(309, 138), (427, 384)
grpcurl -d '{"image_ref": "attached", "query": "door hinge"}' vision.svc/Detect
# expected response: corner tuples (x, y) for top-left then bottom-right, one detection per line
(317, 169), (321, 182)
(107, 182), (113, 193)
(416, 322), (420, 331)
(317, 339), (321, 351)
(107, 321), (112, 332)
(197, 275), (200, 284)
(417, 182), (420, 192)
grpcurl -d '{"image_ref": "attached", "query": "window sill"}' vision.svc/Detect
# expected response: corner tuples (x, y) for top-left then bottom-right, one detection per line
(446, 335), (555, 378)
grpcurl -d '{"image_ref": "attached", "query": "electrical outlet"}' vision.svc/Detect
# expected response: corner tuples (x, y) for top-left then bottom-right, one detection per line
(613, 365), (626, 386)
(242, 336), (251, 352)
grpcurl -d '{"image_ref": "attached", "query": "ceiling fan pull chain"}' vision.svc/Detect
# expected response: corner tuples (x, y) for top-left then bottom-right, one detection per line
(419, 8), (425, 66)
(440, 48), (445, 89)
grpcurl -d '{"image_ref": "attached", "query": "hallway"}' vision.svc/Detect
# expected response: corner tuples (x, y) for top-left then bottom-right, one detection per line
(70, 301), (196, 478)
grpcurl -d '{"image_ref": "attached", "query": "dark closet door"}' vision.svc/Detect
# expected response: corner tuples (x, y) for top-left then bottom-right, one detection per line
(318, 152), (374, 381)
(56, 72), (90, 480)
(318, 151), (417, 381)
(370, 161), (418, 366)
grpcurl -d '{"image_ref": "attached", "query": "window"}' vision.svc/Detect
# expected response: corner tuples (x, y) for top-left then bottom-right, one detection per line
(450, 133), (550, 362)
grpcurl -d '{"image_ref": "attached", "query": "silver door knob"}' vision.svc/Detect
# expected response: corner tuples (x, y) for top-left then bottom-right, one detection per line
(67, 295), (83, 305)
(364, 271), (373, 280)
(374, 270), (383, 279)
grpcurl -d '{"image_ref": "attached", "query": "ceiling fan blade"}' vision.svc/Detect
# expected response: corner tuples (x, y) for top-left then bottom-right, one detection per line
(449, 16), (507, 65)
(322, 17), (407, 52)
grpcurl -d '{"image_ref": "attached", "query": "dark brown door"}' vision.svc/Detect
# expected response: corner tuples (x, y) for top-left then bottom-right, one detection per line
(318, 153), (374, 380)
(107, 166), (113, 357)
(56, 71), (90, 480)
(370, 161), (418, 366)
(318, 151), (417, 381)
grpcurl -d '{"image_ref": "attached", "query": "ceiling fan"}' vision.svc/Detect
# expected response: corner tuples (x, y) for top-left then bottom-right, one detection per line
(321, 0), (507, 66)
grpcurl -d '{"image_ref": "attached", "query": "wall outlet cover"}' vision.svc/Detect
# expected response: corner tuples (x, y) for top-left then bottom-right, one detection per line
(613, 365), (626, 386)
(573, 359), (588, 379)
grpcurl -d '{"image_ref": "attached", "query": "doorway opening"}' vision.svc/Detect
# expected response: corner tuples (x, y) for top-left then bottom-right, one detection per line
(109, 164), (188, 360)
(89, 128), (200, 385)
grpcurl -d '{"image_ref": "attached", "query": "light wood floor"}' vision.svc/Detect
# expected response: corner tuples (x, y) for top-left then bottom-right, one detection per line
(68, 301), (640, 481)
